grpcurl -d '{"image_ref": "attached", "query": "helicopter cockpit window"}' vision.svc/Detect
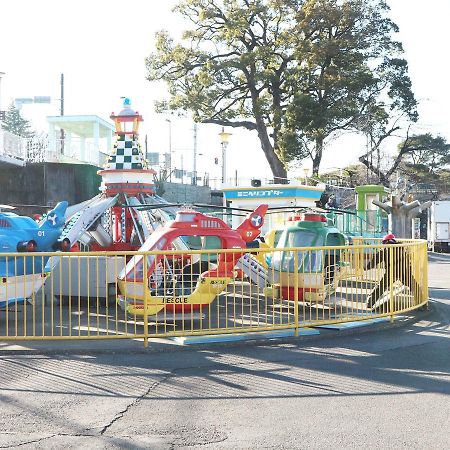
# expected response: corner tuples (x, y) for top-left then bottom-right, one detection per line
(287, 230), (317, 248)
(0, 219), (11, 228)
(272, 230), (323, 273)
(185, 235), (202, 250)
(181, 235), (222, 263)
(124, 237), (167, 281)
(175, 212), (197, 222)
(326, 233), (342, 247)
(202, 236), (222, 261)
(324, 233), (342, 281)
(273, 230), (283, 247)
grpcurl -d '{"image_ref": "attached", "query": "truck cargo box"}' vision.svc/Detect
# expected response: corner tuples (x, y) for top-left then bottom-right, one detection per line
(428, 201), (450, 252)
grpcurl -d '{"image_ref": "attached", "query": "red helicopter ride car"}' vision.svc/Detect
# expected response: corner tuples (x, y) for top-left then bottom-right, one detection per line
(117, 204), (268, 316)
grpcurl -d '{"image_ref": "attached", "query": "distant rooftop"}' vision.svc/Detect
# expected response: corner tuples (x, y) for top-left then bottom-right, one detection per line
(46, 115), (114, 138)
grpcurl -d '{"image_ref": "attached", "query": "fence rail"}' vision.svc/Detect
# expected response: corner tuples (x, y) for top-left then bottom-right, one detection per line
(0, 129), (27, 162)
(0, 239), (428, 346)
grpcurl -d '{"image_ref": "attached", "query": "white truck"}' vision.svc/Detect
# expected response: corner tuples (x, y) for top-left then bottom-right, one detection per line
(427, 201), (450, 252)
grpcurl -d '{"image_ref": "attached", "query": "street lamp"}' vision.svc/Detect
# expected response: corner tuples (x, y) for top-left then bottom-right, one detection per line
(165, 118), (172, 182)
(192, 122), (198, 185)
(219, 127), (232, 184)
(303, 168), (310, 185)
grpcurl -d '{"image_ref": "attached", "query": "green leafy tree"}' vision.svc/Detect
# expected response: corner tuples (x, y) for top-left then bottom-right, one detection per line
(399, 134), (450, 197)
(360, 131), (450, 187)
(282, 1), (417, 175)
(401, 134), (450, 174)
(146, 0), (415, 180)
(1, 102), (34, 138)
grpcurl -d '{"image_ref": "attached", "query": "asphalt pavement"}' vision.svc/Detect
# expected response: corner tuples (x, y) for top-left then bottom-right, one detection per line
(0, 253), (448, 449)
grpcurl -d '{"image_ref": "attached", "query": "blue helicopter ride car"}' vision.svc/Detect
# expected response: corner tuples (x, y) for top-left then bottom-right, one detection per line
(0, 201), (69, 307)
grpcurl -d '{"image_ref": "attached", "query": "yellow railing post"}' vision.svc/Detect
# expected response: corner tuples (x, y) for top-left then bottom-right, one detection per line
(389, 245), (394, 323)
(142, 252), (149, 348)
(423, 242), (429, 309)
(293, 251), (299, 336)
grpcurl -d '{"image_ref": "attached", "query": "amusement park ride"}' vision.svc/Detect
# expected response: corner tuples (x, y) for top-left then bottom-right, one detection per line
(0, 98), (368, 315)
(118, 204), (268, 316)
(58, 97), (167, 253)
(266, 212), (346, 302)
(0, 201), (68, 307)
(0, 98), (266, 314)
(0, 98), (173, 308)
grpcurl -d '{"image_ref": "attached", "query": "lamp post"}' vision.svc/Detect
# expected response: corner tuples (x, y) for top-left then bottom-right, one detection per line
(303, 168), (310, 186)
(219, 127), (232, 184)
(165, 118), (172, 181)
(192, 122), (198, 185)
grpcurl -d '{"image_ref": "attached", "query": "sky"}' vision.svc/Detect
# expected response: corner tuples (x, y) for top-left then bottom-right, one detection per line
(0, 0), (449, 184)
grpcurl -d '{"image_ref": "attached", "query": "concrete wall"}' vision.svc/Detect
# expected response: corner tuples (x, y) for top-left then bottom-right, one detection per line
(0, 162), (102, 214)
(161, 182), (212, 204)
(0, 163), (212, 215)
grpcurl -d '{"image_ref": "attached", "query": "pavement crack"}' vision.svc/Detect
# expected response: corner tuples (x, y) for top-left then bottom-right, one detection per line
(181, 435), (229, 447)
(100, 370), (174, 435)
(0, 432), (107, 448)
(0, 434), (57, 448)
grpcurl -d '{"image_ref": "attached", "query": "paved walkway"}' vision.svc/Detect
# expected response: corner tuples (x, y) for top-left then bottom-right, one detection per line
(0, 253), (448, 449)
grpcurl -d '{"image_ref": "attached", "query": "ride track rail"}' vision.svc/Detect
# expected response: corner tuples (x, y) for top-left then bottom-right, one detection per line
(0, 239), (428, 347)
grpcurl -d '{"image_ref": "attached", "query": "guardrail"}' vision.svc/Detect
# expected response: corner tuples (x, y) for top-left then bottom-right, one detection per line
(0, 239), (428, 347)
(26, 136), (107, 166)
(0, 129), (27, 163)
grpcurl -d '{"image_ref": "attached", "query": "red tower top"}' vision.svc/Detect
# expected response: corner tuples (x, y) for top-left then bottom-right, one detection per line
(110, 97), (143, 136)
(98, 98), (155, 196)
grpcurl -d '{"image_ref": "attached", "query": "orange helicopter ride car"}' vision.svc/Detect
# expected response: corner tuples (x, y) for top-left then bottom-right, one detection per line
(117, 204), (268, 316)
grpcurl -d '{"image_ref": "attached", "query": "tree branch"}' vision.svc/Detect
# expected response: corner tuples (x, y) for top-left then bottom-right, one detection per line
(200, 118), (257, 130)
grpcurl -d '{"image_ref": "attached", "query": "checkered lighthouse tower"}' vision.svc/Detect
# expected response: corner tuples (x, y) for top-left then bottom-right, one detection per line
(92, 98), (157, 250)
(98, 98), (155, 196)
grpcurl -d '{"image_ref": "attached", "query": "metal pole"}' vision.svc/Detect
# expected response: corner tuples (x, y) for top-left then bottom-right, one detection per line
(181, 153), (184, 183)
(221, 135), (227, 183)
(166, 119), (172, 182)
(423, 242), (429, 309)
(389, 246), (394, 323)
(60, 73), (64, 116)
(294, 251), (299, 336)
(0, 71), (5, 116)
(219, 127), (231, 185)
(193, 122), (197, 185)
(60, 73), (65, 155)
(145, 134), (148, 160)
(143, 251), (149, 347)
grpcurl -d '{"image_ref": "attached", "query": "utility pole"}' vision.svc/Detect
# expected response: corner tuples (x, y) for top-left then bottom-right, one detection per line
(165, 118), (172, 182)
(145, 134), (148, 161)
(0, 71), (5, 119)
(181, 153), (184, 183)
(193, 122), (198, 185)
(60, 73), (65, 155)
(60, 73), (64, 116)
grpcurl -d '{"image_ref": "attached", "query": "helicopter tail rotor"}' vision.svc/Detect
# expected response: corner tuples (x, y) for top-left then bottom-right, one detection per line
(235, 204), (269, 243)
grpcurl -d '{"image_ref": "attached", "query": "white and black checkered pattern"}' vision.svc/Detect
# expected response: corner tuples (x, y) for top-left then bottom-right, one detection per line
(107, 134), (147, 170)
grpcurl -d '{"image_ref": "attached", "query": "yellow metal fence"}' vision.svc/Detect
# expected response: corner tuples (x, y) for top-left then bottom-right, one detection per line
(0, 239), (428, 346)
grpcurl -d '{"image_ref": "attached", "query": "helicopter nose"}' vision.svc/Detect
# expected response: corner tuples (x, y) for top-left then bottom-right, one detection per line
(17, 240), (37, 252)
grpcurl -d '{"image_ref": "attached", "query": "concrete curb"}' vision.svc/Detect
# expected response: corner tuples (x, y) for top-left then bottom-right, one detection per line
(0, 305), (433, 356)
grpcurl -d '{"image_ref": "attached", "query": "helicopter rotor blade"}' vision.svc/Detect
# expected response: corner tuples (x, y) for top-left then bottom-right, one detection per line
(122, 203), (182, 210)
(121, 202), (256, 213)
(191, 203), (255, 212)
(323, 206), (357, 216)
